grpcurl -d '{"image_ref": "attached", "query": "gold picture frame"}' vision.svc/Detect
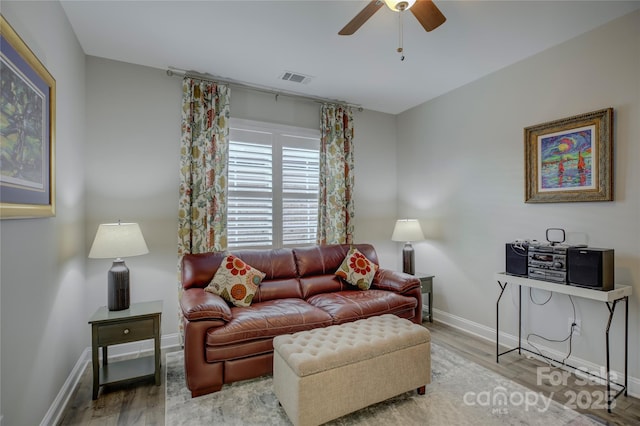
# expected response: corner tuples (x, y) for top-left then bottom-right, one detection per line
(1, 15), (56, 218)
(524, 108), (613, 203)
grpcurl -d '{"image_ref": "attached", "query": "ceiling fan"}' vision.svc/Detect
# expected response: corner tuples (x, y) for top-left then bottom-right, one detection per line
(338, 0), (446, 36)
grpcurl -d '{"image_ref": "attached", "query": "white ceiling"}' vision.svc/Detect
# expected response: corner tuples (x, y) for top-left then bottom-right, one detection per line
(61, 0), (640, 114)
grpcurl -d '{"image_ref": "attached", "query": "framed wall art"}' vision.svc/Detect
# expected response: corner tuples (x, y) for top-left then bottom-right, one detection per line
(1, 15), (56, 219)
(524, 108), (613, 203)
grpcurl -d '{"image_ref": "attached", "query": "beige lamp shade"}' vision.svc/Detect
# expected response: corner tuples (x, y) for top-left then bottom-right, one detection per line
(391, 219), (425, 242)
(89, 222), (149, 259)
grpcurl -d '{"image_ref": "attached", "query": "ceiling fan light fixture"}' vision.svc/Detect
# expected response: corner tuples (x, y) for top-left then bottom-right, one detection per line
(384, 0), (416, 12)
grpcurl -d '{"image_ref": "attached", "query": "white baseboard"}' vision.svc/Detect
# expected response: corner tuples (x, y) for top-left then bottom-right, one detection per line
(432, 308), (640, 399)
(40, 346), (90, 426)
(40, 333), (180, 426)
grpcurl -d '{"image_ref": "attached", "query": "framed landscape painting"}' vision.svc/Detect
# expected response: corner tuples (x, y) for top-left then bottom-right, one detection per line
(524, 108), (613, 203)
(1, 15), (56, 219)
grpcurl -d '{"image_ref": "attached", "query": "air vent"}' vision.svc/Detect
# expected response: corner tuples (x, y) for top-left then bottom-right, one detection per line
(280, 71), (313, 84)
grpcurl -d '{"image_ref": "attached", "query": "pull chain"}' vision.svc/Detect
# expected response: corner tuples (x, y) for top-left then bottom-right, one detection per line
(397, 9), (405, 61)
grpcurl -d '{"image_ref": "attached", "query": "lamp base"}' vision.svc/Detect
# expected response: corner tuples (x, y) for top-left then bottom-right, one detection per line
(402, 242), (415, 275)
(108, 259), (130, 311)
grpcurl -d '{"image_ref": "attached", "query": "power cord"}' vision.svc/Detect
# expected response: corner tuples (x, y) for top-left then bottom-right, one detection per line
(529, 286), (552, 305)
(526, 293), (577, 367)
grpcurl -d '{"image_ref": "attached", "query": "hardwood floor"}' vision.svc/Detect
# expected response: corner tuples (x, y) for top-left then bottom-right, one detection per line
(58, 321), (640, 425)
(427, 321), (640, 426)
(59, 347), (180, 426)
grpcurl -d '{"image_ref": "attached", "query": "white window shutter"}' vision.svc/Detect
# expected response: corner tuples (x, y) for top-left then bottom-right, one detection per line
(227, 119), (320, 249)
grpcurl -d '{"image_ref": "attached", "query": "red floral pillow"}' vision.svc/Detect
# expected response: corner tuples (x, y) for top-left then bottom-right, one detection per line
(205, 254), (266, 307)
(335, 247), (378, 290)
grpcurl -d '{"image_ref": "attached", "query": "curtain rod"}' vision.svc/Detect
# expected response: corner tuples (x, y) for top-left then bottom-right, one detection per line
(166, 66), (363, 111)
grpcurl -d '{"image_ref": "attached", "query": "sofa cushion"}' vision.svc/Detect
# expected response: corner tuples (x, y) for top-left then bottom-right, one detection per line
(182, 251), (227, 290)
(294, 244), (379, 298)
(230, 248), (303, 301)
(229, 248), (298, 280)
(254, 279), (303, 303)
(205, 298), (334, 347)
(182, 249), (303, 300)
(205, 254), (266, 307)
(306, 290), (417, 324)
(293, 244), (379, 277)
(299, 275), (348, 299)
(336, 246), (378, 290)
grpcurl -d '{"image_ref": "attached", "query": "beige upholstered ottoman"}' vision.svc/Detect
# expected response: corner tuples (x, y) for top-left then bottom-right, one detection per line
(273, 314), (431, 426)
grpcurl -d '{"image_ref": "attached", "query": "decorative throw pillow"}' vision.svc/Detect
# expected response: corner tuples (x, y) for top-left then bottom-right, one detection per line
(335, 247), (378, 290)
(205, 254), (266, 307)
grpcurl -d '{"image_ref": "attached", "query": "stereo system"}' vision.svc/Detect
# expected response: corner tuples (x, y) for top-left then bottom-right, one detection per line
(527, 242), (568, 284)
(505, 232), (614, 291)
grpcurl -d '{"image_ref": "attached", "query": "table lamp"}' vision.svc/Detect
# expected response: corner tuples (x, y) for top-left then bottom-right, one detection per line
(89, 221), (149, 311)
(391, 219), (425, 275)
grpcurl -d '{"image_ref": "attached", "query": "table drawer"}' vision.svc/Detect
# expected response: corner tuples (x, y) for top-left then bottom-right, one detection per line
(420, 277), (433, 293)
(97, 319), (155, 345)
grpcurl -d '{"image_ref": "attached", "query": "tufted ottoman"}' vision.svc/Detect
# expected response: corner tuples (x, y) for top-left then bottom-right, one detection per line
(273, 314), (431, 426)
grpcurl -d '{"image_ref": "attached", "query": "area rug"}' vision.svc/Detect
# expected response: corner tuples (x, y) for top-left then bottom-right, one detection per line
(165, 342), (602, 426)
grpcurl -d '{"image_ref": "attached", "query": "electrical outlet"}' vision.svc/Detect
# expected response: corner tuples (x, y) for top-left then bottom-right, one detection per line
(568, 318), (582, 336)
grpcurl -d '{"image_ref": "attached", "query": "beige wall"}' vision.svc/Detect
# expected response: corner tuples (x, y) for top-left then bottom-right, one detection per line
(2, 2), (638, 423)
(397, 10), (640, 387)
(84, 58), (400, 339)
(0, 1), (87, 425)
(85, 57), (182, 336)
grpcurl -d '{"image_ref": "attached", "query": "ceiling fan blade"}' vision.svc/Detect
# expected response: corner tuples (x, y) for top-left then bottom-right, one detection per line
(338, 0), (384, 35)
(410, 0), (446, 32)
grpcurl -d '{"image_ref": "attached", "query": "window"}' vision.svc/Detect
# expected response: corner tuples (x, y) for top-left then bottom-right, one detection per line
(227, 118), (320, 249)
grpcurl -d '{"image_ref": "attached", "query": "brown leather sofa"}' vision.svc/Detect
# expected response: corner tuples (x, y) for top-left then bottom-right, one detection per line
(179, 243), (422, 397)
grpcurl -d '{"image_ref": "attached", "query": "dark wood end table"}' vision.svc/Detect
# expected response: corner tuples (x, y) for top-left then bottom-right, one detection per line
(415, 273), (434, 322)
(88, 300), (162, 399)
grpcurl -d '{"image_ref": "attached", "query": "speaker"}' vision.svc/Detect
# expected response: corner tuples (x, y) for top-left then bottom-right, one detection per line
(567, 248), (614, 291)
(506, 243), (528, 277)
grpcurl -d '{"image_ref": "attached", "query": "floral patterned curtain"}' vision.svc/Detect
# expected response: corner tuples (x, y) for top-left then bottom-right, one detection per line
(177, 78), (230, 343)
(318, 104), (355, 245)
(178, 77), (230, 257)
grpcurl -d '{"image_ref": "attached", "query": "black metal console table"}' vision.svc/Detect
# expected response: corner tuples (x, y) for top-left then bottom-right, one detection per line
(495, 273), (631, 413)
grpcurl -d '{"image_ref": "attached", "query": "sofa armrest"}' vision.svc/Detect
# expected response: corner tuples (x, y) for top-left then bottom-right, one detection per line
(181, 288), (232, 322)
(371, 269), (421, 294)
